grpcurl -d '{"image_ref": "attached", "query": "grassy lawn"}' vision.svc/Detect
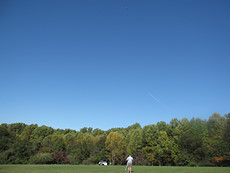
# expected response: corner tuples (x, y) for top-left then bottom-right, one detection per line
(0, 165), (229, 173)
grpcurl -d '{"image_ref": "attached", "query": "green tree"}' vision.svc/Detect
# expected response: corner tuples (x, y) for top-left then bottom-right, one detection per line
(41, 133), (66, 152)
(30, 125), (54, 153)
(155, 131), (173, 166)
(80, 127), (93, 134)
(224, 113), (230, 161)
(168, 118), (180, 165)
(8, 123), (27, 136)
(19, 124), (38, 142)
(92, 128), (105, 136)
(207, 113), (228, 164)
(176, 118), (192, 166)
(31, 126), (54, 143)
(64, 132), (79, 155)
(68, 132), (91, 164)
(0, 125), (11, 152)
(177, 118), (209, 166)
(85, 135), (107, 164)
(126, 128), (142, 156)
(52, 134), (66, 151)
(142, 124), (158, 165)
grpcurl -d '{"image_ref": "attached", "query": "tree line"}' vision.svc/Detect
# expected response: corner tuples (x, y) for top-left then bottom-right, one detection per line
(0, 112), (230, 166)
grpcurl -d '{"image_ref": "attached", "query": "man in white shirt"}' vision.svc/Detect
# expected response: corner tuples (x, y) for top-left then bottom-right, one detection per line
(126, 155), (133, 173)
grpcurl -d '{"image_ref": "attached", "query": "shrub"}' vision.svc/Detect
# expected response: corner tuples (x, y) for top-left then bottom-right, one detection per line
(0, 151), (8, 164)
(52, 151), (69, 164)
(68, 155), (80, 164)
(30, 153), (54, 164)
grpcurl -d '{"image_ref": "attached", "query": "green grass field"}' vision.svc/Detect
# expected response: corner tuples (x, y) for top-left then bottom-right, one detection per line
(0, 165), (229, 173)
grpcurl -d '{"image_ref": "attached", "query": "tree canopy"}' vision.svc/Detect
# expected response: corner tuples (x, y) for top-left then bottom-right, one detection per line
(0, 113), (230, 166)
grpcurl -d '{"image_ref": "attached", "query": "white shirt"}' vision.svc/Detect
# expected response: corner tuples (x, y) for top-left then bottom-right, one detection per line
(126, 156), (133, 163)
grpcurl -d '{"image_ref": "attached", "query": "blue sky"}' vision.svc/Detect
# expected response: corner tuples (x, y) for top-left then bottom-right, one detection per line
(0, 0), (230, 131)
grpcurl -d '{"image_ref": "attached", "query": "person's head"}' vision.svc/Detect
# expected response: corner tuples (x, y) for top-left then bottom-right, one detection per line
(129, 155), (131, 157)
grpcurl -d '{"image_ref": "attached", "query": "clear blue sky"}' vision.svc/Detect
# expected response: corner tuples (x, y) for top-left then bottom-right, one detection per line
(0, 0), (230, 131)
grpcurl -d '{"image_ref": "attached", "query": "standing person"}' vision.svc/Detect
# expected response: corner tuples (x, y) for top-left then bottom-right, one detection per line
(126, 155), (133, 173)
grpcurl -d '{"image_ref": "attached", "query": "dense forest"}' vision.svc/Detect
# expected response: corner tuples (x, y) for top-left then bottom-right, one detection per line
(0, 112), (230, 166)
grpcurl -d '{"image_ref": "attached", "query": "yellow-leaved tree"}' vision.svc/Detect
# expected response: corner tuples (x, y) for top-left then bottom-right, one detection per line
(105, 132), (125, 165)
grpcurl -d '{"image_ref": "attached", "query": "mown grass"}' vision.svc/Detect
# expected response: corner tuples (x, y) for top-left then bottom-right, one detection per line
(0, 165), (229, 173)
